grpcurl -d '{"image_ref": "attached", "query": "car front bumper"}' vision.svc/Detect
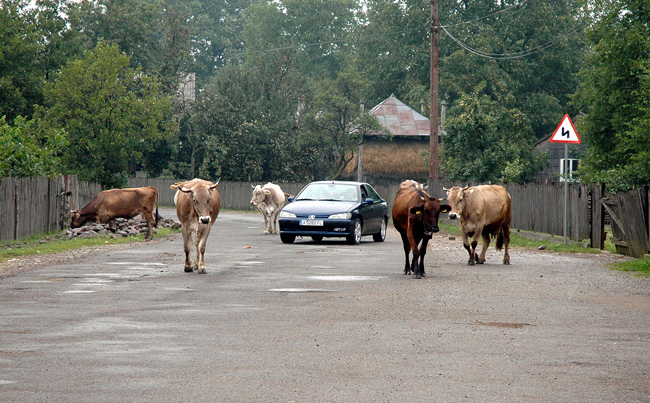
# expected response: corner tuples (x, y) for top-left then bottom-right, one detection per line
(278, 218), (355, 237)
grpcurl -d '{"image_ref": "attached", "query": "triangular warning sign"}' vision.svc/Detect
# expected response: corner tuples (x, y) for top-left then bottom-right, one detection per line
(550, 114), (581, 143)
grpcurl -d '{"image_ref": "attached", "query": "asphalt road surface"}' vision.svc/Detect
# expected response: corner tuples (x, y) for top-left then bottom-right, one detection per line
(1, 209), (649, 402)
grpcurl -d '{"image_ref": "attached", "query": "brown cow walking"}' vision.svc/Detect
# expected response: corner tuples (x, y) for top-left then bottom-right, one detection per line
(171, 178), (221, 274)
(443, 185), (511, 265)
(392, 181), (450, 279)
(70, 187), (159, 240)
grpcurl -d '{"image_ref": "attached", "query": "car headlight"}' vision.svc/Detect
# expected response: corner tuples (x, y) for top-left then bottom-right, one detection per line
(328, 212), (351, 219)
(279, 211), (296, 218)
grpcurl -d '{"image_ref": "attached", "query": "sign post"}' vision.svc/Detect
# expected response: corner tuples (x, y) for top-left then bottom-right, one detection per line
(550, 114), (581, 245)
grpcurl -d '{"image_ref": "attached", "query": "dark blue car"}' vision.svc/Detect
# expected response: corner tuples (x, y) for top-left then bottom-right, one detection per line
(278, 181), (389, 244)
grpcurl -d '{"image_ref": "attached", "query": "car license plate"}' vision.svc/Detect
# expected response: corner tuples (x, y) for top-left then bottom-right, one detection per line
(300, 219), (323, 226)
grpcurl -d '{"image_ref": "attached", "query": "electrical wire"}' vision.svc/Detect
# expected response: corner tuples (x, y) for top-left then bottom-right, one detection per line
(441, 25), (584, 59)
(440, 0), (528, 29)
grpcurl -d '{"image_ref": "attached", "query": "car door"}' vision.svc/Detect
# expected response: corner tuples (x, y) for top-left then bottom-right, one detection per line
(360, 184), (384, 233)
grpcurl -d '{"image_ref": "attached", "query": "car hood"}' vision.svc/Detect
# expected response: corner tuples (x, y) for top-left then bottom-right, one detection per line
(282, 200), (359, 217)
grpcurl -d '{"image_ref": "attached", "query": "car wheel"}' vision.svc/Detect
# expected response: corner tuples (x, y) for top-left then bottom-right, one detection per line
(347, 219), (362, 245)
(373, 218), (387, 242)
(280, 234), (295, 244)
(311, 235), (323, 242)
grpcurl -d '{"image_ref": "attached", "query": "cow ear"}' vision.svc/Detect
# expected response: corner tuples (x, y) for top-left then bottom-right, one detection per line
(409, 206), (423, 215)
(464, 188), (475, 196)
(440, 204), (452, 213)
(263, 189), (271, 195)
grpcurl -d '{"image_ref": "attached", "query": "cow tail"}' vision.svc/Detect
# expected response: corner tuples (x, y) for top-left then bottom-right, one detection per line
(496, 229), (504, 251)
(154, 189), (160, 228)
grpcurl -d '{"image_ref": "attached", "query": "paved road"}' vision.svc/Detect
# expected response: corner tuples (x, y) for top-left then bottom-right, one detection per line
(1, 209), (649, 402)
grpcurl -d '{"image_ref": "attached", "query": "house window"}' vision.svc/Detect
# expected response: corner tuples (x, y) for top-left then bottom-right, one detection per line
(560, 158), (580, 182)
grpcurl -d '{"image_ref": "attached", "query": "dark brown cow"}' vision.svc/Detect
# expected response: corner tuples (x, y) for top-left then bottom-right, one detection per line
(171, 178), (221, 274)
(70, 187), (159, 240)
(392, 180), (450, 279)
(443, 185), (511, 265)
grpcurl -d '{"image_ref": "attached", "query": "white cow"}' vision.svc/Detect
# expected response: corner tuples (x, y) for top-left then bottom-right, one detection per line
(399, 179), (427, 191)
(250, 182), (286, 234)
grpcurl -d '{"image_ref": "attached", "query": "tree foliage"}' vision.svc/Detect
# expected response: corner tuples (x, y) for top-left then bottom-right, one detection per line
(40, 42), (174, 188)
(0, 116), (67, 178)
(441, 88), (547, 184)
(6, 0), (648, 188)
(573, 0), (650, 192)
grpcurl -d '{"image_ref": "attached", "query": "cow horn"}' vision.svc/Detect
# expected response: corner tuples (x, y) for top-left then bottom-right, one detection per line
(437, 198), (446, 202)
(442, 186), (450, 192)
(462, 185), (470, 191)
(210, 177), (221, 189)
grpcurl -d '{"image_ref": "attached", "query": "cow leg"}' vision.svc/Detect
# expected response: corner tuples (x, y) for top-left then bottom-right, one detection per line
(469, 229), (482, 265)
(195, 225), (213, 274)
(182, 228), (194, 272)
(399, 233), (411, 275)
(477, 232), (490, 264)
(502, 225), (511, 265)
(417, 237), (430, 278)
(461, 232), (474, 266)
(263, 214), (270, 234)
(271, 211), (279, 234)
(142, 211), (154, 241)
(408, 233), (423, 279)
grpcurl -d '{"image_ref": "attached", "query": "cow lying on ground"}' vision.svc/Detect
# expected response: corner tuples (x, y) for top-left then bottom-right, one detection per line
(392, 180), (450, 279)
(443, 185), (511, 265)
(250, 183), (287, 234)
(171, 178), (221, 274)
(70, 187), (159, 240)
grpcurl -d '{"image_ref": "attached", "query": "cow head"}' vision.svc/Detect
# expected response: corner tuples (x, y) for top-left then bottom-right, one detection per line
(69, 209), (82, 228)
(172, 179), (220, 224)
(443, 186), (474, 220)
(250, 185), (270, 207)
(410, 190), (451, 236)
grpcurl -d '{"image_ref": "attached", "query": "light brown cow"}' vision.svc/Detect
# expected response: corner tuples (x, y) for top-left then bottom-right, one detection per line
(250, 182), (286, 234)
(392, 180), (450, 279)
(70, 187), (159, 240)
(443, 185), (511, 265)
(171, 178), (221, 274)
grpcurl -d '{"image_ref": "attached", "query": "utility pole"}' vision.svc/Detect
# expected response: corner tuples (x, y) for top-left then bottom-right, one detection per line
(429, 0), (439, 180)
(357, 100), (365, 182)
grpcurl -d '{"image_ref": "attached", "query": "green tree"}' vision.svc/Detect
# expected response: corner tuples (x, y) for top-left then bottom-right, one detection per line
(573, 0), (650, 192)
(441, 89), (547, 183)
(302, 65), (383, 180)
(0, 116), (67, 178)
(41, 41), (174, 188)
(0, 0), (43, 122)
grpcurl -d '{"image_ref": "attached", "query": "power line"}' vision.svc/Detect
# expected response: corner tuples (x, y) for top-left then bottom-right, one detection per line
(441, 25), (583, 59)
(440, 0), (528, 29)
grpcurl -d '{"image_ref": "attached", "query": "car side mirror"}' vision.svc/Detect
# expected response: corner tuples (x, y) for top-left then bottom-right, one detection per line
(288, 196), (295, 202)
(364, 198), (374, 204)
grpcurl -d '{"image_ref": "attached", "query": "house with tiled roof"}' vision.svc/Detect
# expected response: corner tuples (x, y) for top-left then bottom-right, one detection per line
(346, 94), (437, 181)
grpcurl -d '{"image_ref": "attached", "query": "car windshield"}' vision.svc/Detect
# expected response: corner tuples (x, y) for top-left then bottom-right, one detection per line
(296, 184), (359, 202)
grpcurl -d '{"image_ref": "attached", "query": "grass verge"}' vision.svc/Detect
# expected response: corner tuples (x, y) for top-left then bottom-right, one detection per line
(0, 228), (179, 264)
(609, 258), (650, 276)
(438, 221), (605, 254)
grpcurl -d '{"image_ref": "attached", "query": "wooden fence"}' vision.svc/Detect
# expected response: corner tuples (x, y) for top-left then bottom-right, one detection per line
(0, 175), (101, 241)
(2, 176), (648, 258)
